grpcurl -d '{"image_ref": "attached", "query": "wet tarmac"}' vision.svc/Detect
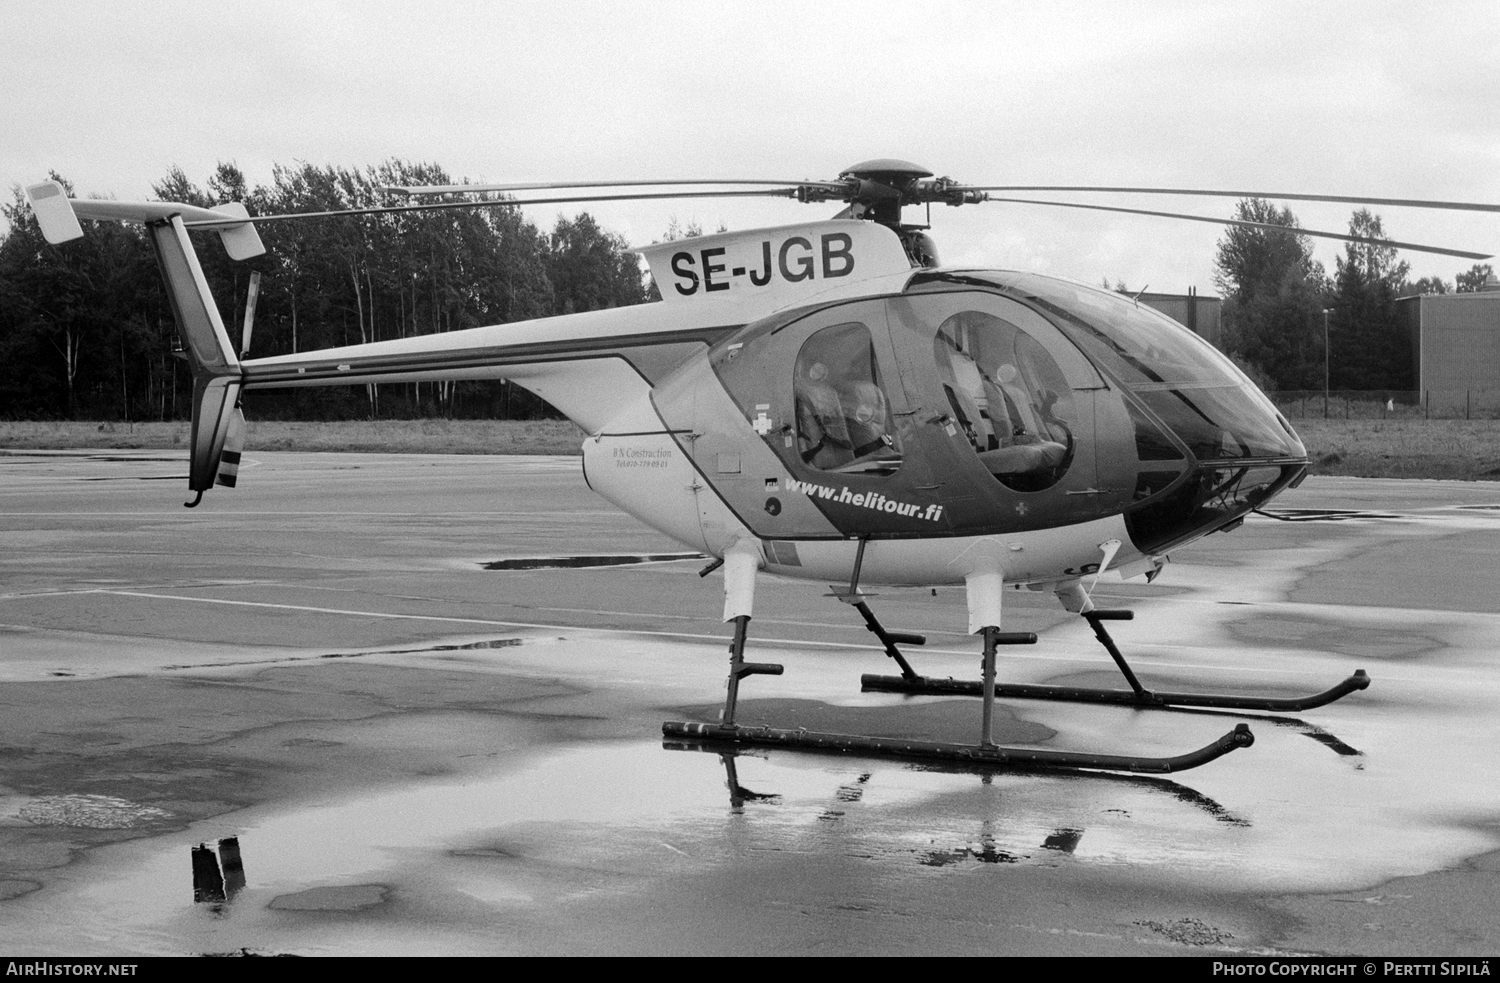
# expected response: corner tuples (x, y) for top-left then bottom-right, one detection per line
(2, 450), (1499, 955)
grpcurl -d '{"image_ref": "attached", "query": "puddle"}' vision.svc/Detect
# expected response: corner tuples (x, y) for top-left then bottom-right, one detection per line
(1149, 780), (1251, 826)
(18, 794), (173, 829)
(242, 747), (1247, 879)
(1256, 508), (1403, 522)
(1258, 505), (1500, 530)
(1042, 827), (1084, 852)
(1165, 708), (1365, 760)
(268, 885), (387, 911)
(25, 739), (1330, 954)
(1135, 916), (1234, 946)
(921, 840), (1023, 865)
(164, 637), (530, 671)
(0, 879), (41, 900)
(1228, 614), (1443, 661)
(8, 691), (1500, 958)
(1292, 726), (1364, 758)
(85, 456), (184, 463)
(482, 553), (703, 570)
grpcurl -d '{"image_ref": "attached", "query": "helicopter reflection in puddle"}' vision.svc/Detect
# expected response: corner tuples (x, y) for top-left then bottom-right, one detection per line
(662, 740), (1263, 872)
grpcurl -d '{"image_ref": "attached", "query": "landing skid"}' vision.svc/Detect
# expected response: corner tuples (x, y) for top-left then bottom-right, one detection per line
(860, 609), (1371, 713)
(661, 603), (1258, 776)
(661, 719), (1254, 775)
(861, 671), (1370, 712)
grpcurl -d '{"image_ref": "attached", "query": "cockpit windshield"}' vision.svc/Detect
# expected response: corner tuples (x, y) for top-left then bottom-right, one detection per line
(1001, 273), (1303, 462)
(1000, 273), (1242, 389)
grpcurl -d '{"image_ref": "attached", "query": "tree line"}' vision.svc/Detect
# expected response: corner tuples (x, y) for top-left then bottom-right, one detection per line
(0, 160), (648, 421)
(4, 168), (1491, 421)
(1209, 199), (1494, 392)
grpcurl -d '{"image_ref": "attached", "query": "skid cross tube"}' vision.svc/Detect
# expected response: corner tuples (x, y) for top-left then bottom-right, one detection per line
(1085, 610), (1149, 696)
(829, 540), (927, 680)
(861, 608), (1372, 712)
(852, 600), (924, 679)
(660, 721), (1255, 775)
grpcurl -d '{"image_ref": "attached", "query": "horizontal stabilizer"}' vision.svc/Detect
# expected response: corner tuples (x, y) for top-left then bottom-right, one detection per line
(23, 184), (265, 260)
(199, 202), (264, 262)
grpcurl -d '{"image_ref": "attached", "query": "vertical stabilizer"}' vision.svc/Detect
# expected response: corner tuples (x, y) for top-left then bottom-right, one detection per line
(147, 216), (244, 505)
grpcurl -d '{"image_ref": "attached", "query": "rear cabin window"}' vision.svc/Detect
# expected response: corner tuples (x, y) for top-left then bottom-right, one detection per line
(794, 321), (901, 474)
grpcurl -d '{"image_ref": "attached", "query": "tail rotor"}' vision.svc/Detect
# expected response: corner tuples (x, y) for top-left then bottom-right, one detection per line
(24, 181), (267, 508)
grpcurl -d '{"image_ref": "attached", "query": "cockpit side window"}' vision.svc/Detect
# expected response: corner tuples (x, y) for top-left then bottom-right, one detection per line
(794, 321), (901, 474)
(933, 311), (1074, 491)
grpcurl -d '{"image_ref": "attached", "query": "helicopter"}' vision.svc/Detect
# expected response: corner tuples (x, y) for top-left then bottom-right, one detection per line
(22, 159), (1497, 775)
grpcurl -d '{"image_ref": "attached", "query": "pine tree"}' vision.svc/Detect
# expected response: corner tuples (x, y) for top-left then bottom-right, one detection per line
(1329, 210), (1410, 390)
(1212, 199), (1327, 390)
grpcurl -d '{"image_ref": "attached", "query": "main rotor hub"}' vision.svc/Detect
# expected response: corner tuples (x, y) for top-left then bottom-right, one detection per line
(837, 159), (935, 225)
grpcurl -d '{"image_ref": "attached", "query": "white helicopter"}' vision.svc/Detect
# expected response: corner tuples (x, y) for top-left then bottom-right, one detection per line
(24, 160), (1497, 774)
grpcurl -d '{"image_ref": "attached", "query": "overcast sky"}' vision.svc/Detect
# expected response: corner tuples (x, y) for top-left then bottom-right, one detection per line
(4, 0), (1497, 294)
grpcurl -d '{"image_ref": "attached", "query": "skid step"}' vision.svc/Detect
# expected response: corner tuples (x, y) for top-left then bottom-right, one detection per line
(661, 720), (1254, 774)
(861, 669), (1370, 713)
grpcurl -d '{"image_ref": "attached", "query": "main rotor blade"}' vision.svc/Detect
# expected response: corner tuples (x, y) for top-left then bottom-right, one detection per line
(985, 197), (1493, 260)
(386, 178), (849, 196)
(968, 185), (1500, 214)
(182, 188), (799, 229)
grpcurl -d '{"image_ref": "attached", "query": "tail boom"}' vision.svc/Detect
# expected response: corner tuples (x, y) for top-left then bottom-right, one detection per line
(239, 306), (741, 433)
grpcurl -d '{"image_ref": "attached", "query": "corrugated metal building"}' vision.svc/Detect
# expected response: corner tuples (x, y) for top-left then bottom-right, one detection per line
(1138, 287), (1223, 348)
(1397, 286), (1500, 392)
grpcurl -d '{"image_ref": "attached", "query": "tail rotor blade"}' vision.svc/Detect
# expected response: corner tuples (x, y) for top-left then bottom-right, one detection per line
(241, 271), (261, 359)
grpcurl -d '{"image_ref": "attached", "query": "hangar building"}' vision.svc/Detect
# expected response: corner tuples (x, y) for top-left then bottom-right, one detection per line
(1398, 277), (1500, 397)
(1138, 287), (1222, 347)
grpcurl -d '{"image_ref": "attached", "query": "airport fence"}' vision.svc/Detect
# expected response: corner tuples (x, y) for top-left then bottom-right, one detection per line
(1273, 391), (1500, 421)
